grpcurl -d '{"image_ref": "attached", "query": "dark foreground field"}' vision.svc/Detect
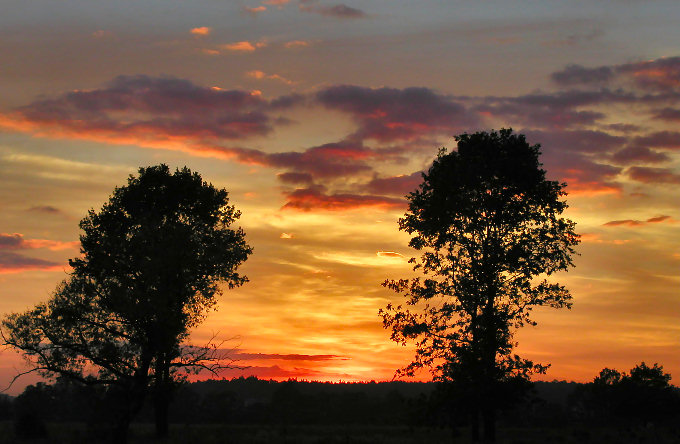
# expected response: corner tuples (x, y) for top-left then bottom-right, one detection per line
(1, 422), (679, 444)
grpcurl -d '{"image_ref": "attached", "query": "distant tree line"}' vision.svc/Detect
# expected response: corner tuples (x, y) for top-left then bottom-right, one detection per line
(5, 364), (680, 436)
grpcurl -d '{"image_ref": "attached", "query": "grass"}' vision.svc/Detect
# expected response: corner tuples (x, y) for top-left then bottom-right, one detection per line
(0, 421), (679, 443)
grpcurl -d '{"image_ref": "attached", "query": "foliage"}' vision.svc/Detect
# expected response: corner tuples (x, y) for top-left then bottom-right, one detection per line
(380, 129), (579, 441)
(2, 165), (252, 441)
(571, 362), (680, 424)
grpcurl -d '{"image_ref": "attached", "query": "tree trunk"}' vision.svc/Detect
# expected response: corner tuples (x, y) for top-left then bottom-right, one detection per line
(154, 386), (169, 438)
(470, 408), (480, 443)
(154, 356), (172, 438)
(481, 406), (496, 443)
(110, 412), (130, 444)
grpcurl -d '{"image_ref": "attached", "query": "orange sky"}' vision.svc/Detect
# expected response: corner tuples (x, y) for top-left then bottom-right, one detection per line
(1, 0), (679, 394)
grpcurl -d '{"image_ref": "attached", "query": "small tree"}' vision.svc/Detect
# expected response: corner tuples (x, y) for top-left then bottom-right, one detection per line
(380, 129), (579, 443)
(2, 165), (252, 443)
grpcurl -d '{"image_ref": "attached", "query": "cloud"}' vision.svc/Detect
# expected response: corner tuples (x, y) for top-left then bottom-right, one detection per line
(277, 172), (314, 185)
(551, 64), (615, 86)
(632, 131), (680, 150)
(0, 233), (74, 274)
(603, 219), (645, 227)
(549, 56), (680, 91)
(267, 140), (375, 179)
(264, 0), (290, 5)
(0, 251), (63, 274)
(0, 75), (298, 149)
(519, 130), (624, 195)
(376, 251), (404, 258)
(365, 172), (422, 196)
(206, 365), (326, 380)
(603, 215), (673, 227)
(627, 166), (680, 184)
(611, 146), (670, 165)
(652, 107), (680, 122)
(646, 215), (672, 223)
(618, 57), (680, 91)
(27, 205), (63, 215)
(243, 5), (267, 15)
(284, 40), (311, 48)
(190, 27), (211, 36)
(231, 352), (346, 361)
(246, 70), (295, 85)
(282, 186), (405, 211)
(91, 30), (114, 39)
(280, 232), (294, 239)
(317, 85), (474, 142)
(222, 41), (267, 52)
(0, 233), (78, 251)
(299, 2), (367, 18)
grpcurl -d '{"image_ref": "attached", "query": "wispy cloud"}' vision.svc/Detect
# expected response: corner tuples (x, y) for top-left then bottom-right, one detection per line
(246, 70), (295, 85)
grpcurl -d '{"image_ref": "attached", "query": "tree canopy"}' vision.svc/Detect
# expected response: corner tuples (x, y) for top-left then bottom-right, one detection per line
(2, 164), (252, 442)
(381, 129), (579, 443)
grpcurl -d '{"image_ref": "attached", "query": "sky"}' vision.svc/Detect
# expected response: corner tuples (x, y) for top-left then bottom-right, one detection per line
(1, 0), (679, 394)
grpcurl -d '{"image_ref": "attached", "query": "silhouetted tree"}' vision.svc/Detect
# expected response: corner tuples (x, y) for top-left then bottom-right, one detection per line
(380, 129), (579, 443)
(572, 362), (680, 424)
(2, 165), (252, 443)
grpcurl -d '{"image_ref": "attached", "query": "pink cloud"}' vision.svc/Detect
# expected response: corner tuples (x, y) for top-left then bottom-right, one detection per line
(222, 41), (266, 52)
(190, 27), (211, 36)
(244, 5), (267, 14)
(376, 251), (404, 258)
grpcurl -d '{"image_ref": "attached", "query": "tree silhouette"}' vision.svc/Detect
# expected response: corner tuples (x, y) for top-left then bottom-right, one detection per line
(573, 362), (680, 424)
(380, 129), (579, 443)
(2, 165), (252, 443)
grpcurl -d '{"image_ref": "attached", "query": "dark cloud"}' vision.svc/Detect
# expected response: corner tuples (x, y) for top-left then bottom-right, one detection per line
(27, 205), (62, 214)
(365, 172), (422, 196)
(210, 365), (325, 380)
(8, 75), (300, 143)
(652, 107), (680, 122)
(525, 129), (625, 155)
(603, 215), (672, 227)
(551, 64), (615, 86)
(523, 131), (624, 194)
(603, 219), (644, 227)
(632, 131), (680, 150)
(299, 2), (366, 18)
(647, 215), (671, 223)
(549, 57), (680, 91)
(0, 251), (62, 274)
(268, 140), (374, 179)
(617, 57), (680, 91)
(277, 172), (314, 185)
(0, 233), (78, 251)
(282, 186), (405, 211)
(232, 352), (347, 361)
(317, 85), (475, 142)
(0, 233), (23, 249)
(627, 166), (680, 184)
(611, 146), (670, 165)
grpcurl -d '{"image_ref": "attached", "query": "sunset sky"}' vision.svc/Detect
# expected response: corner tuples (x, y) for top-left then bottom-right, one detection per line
(1, 1), (679, 394)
